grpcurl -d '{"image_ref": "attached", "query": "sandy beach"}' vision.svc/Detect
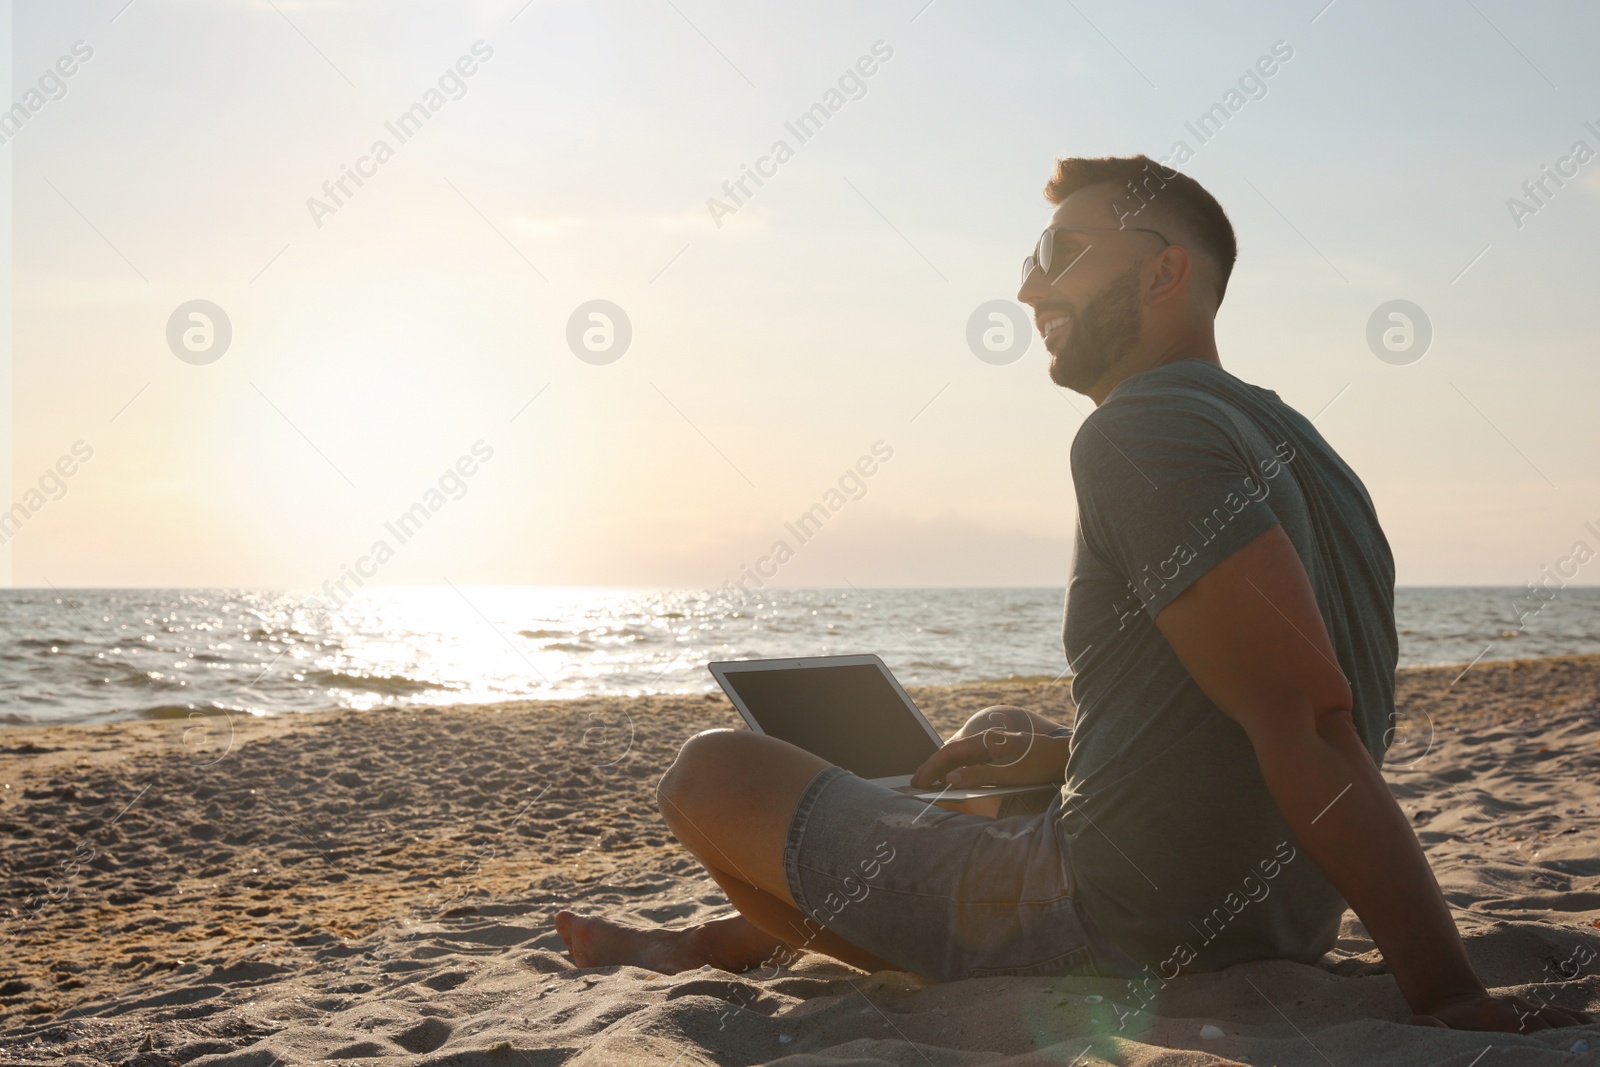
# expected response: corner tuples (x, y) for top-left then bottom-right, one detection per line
(2, 656), (1597, 1066)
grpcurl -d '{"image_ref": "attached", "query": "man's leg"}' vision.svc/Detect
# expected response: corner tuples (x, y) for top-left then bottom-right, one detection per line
(555, 705), (1069, 974)
(556, 729), (898, 974)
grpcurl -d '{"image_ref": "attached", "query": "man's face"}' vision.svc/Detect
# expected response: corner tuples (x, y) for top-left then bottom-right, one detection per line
(1016, 188), (1154, 395)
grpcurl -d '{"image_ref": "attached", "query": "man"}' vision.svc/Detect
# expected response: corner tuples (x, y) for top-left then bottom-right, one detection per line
(554, 155), (1590, 1033)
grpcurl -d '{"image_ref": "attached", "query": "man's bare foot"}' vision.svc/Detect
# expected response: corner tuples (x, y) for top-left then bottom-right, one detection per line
(553, 911), (708, 974)
(553, 911), (794, 975)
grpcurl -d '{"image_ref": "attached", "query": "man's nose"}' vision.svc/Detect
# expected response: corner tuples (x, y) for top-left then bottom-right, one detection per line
(1017, 264), (1048, 305)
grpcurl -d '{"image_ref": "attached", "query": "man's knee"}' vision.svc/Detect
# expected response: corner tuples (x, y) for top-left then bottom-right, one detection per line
(656, 728), (827, 828)
(657, 728), (743, 815)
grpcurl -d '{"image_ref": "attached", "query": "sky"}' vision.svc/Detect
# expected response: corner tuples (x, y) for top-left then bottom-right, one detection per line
(3, 0), (1599, 591)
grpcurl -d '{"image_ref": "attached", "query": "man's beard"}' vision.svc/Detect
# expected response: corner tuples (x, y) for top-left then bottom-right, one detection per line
(1046, 266), (1144, 393)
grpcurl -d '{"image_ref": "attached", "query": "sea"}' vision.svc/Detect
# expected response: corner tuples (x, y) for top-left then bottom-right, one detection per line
(2, 586), (1597, 727)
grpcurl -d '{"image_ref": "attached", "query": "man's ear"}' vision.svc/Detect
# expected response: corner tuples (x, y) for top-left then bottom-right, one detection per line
(1144, 244), (1191, 306)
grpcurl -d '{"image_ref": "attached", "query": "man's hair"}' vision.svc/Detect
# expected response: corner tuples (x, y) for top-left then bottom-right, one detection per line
(1044, 154), (1238, 307)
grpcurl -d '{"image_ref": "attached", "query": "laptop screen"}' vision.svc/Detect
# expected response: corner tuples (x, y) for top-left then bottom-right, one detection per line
(720, 662), (940, 779)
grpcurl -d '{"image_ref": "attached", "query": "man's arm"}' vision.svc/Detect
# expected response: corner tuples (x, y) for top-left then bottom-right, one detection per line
(1158, 525), (1589, 1032)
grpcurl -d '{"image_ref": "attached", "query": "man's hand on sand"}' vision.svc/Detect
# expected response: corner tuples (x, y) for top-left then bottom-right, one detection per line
(910, 722), (1069, 789)
(1409, 991), (1592, 1033)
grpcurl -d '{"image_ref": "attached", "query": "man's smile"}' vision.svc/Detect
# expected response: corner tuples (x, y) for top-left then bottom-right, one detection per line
(1036, 313), (1073, 348)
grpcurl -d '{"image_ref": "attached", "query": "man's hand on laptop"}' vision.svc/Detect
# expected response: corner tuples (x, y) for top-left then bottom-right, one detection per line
(910, 705), (1072, 789)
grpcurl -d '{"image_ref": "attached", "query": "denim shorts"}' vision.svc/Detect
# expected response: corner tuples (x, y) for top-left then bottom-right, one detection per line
(781, 765), (1115, 983)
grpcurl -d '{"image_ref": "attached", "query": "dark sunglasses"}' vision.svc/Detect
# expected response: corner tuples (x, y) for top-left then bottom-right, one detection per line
(1022, 226), (1170, 286)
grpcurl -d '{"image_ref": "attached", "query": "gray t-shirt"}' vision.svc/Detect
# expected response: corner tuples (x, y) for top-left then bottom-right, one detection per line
(1059, 359), (1396, 978)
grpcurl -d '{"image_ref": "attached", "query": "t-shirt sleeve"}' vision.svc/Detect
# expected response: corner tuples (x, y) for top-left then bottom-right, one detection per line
(1070, 393), (1286, 617)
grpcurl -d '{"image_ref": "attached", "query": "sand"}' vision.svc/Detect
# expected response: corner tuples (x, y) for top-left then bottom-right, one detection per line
(1, 656), (1597, 1066)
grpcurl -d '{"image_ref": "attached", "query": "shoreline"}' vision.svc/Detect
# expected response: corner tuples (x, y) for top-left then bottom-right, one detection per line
(1, 652), (1592, 869)
(8, 648), (1600, 739)
(3, 651), (1598, 804)
(2, 653), (1596, 1062)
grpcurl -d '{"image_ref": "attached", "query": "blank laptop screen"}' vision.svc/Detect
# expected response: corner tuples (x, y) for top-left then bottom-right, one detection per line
(722, 663), (939, 779)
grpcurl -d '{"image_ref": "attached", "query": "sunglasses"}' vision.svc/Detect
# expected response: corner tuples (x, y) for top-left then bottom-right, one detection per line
(1022, 226), (1171, 286)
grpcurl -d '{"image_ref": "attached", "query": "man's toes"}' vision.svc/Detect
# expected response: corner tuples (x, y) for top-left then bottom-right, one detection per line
(553, 910), (582, 951)
(551, 912), (695, 973)
(550, 908), (601, 966)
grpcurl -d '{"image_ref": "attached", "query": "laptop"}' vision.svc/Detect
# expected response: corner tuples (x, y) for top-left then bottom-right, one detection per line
(707, 653), (1057, 802)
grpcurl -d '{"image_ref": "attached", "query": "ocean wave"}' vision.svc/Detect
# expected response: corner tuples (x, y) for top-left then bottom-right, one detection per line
(246, 626), (317, 643)
(297, 669), (450, 697)
(17, 636), (78, 650)
(137, 702), (251, 721)
(109, 670), (192, 691)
